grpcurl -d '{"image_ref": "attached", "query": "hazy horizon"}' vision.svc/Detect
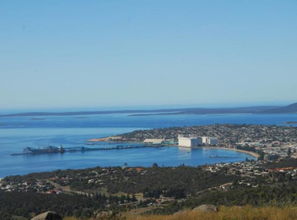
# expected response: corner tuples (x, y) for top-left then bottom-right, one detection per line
(0, 100), (295, 115)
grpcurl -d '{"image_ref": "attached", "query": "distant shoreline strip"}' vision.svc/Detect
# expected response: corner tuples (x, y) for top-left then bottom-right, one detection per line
(203, 147), (260, 159)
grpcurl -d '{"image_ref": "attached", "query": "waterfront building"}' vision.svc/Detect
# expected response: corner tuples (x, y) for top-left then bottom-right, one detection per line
(202, 136), (219, 145)
(202, 136), (209, 144)
(143, 138), (165, 144)
(208, 137), (219, 145)
(178, 135), (202, 147)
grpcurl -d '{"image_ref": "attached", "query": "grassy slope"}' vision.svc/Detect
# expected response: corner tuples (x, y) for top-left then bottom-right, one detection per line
(64, 206), (297, 220)
(124, 206), (297, 220)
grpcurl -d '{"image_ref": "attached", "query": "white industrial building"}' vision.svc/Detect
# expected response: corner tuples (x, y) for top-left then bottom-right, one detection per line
(143, 138), (164, 144)
(202, 136), (209, 144)
(202, 136), (219, 145)
(208, 137), (218, 145)
(178, 135), (202, 147)
(178, 135), (218, 147)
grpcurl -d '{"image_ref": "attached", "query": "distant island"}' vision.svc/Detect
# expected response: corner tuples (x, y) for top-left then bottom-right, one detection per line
(1, 102), (297, 118)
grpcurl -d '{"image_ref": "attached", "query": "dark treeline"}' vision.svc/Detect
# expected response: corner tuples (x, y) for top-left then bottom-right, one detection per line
(147, 182), (297, 215)
(0, 191), (135, 220)
(4, 166), (235, 196)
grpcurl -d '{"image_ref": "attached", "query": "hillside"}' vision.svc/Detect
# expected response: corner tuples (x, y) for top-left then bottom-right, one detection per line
(261, 103), (297, 113)
(1, 158), (297, 219)
(124, 206), (297, 220)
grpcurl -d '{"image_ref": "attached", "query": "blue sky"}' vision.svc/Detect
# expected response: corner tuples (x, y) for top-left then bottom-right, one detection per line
(1, 0), (297, 109)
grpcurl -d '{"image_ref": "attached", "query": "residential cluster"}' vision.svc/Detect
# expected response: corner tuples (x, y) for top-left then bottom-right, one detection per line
(0, 178), (54, 193)
(203, 159), (297, 189)
(1, 159), (297, 201)
(116, 124), (297, 159)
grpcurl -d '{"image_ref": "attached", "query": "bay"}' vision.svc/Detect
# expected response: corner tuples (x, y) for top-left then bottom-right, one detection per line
(0, 112), (297, 177)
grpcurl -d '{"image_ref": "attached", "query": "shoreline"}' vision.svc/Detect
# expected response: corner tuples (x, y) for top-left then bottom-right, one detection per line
(88, 137), (260, 159)
(1, 146), (258, 178)
(202, 146), (260, 159)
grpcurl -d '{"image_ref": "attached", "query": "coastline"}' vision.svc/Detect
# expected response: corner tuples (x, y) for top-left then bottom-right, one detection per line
(202, 146), (260, 159)
(1, 142), (259, 178)
(88, 138), (260, 159)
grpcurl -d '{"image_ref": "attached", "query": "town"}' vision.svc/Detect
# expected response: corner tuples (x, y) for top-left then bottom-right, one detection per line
(90, 124), (297, 160)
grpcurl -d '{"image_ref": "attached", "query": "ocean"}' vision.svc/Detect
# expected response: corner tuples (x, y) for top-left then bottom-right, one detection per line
(0, 112), (297, 177)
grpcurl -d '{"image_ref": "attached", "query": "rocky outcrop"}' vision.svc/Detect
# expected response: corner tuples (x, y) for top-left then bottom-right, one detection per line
(31, 211), (62, 220)
(193, 204), (218, 212)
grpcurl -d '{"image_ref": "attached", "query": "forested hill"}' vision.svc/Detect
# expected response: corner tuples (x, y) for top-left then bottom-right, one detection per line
(260, 103), (297, 114)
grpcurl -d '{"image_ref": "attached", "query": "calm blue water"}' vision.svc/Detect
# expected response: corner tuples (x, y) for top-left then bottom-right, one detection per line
(0, 113), (297, 177)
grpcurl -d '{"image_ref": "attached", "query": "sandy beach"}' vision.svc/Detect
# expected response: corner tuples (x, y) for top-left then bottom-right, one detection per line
(203, 146), (260, 159)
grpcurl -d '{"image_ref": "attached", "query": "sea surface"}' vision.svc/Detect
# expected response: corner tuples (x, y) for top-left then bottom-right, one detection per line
(1, 112), (297, 177)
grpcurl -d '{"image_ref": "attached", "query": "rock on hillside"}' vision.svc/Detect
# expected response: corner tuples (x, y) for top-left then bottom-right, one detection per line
(193, 204), (218, 212)
(31, 211), (62, 220)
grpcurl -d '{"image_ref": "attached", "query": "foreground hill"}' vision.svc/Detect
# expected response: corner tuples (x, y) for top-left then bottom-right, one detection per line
(123, 206), (297, 220)
(1, 158), (297, 219)
(62, 206), (297, 220)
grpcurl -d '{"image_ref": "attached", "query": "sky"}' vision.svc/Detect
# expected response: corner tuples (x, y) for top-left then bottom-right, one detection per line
(0, 0), (297, 110)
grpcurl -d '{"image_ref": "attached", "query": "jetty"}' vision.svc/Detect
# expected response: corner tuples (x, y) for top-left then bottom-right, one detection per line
(10, 145), (149, 156)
